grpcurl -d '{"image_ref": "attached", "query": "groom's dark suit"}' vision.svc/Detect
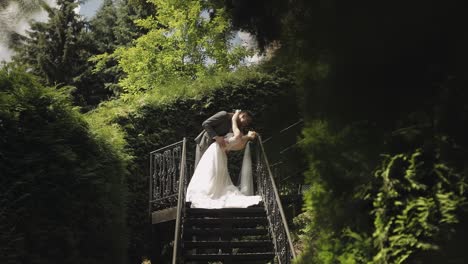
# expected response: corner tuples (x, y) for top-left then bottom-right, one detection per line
(194, 111), (232, 167)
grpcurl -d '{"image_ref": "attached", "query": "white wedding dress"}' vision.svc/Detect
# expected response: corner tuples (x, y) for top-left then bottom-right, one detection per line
(186, 133), (262, 209)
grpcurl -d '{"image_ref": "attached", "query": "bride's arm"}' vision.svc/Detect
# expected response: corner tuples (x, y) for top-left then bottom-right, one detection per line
(229, 131), (257, 151)
(232, 110), (242, 138)
(240, 131), (256, 145)
(241, 133), (254, 142)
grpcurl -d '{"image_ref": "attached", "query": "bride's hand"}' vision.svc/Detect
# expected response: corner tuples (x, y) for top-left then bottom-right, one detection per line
(232, 109), (241, 120)
(247, 130), (257, 140)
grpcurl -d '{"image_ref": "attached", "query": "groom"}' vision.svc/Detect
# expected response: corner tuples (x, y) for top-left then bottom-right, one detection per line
(194, 110), (253, 168)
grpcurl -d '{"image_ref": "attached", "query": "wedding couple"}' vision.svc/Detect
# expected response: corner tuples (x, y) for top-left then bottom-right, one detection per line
(185, 110), (262, 209)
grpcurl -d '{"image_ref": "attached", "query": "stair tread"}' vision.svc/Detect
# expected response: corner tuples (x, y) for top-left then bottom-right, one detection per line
(186, 252), (274, 255)
(185, 227), (268, 231)
(184, 252), (275, 260)
(185, 217), (268, 226)
(185, 216), (267, 220)
(184, 228), (269, 237)
(184, 240), (272, 247)
(184, 239), (272, 242)
(186, 207), (265, 215)
(185, 225), (268, 229)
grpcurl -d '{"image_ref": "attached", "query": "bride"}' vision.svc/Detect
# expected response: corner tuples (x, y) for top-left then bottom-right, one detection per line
(185, 110), (262, 209)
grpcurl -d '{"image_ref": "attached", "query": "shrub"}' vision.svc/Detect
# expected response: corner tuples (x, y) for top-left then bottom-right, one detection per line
(0, 66), (128, 264)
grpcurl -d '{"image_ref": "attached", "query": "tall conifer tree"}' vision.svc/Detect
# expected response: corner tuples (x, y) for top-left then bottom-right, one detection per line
(13, 0), (111, 109)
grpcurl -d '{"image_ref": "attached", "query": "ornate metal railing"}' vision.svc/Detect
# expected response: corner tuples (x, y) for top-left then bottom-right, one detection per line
(172, 138), (188, 264)
(254, 135), (296, 264)
(149, 138), (194, 264)
(149, 140), (184, 214)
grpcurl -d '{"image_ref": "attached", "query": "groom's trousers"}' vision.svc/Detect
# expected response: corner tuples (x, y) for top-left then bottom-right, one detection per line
(194, 110), (232, 168)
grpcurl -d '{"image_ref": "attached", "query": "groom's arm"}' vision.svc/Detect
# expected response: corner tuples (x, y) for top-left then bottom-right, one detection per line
(202, 111), (228, 139)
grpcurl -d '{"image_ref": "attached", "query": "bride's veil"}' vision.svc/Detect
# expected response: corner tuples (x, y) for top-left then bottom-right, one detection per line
(238, 141), (254, 195)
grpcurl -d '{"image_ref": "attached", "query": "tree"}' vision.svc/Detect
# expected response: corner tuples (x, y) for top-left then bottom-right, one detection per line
(13, 0), (85, 85)
(113, 0), (252, 94)
(88, 0), (151, 95)
(12, 0), (111, 109)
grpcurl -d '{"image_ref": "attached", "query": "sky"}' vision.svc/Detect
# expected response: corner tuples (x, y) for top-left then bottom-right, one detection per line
(79, 0), (102, 19)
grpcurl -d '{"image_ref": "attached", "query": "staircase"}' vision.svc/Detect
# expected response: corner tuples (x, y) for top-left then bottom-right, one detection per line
(183, 202), (274, 264)
(149, 137), (296, 264)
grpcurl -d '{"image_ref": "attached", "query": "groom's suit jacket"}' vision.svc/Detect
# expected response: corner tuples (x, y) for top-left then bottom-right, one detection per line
(194, 111), (232, 167)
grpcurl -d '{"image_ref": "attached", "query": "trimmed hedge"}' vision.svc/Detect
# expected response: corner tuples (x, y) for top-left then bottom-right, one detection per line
(0, 66), (128, 264)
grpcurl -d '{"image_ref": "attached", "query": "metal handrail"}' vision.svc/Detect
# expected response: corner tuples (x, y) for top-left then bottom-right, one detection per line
(256, 135), (296, 263)
(172, 137), (187, 264)
(150, 140), (184, 154)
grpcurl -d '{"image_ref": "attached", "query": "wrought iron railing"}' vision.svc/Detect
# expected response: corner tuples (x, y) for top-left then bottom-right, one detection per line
(254, 135), (296, 264)
(172, 138), (188, 264)
(149, 138), (194, 264)
(149, 140), (184, 214)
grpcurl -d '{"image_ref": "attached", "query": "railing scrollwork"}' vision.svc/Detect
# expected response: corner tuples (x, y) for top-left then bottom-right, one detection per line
(255, 135), (296, 264)
(149, 140), (184, 214)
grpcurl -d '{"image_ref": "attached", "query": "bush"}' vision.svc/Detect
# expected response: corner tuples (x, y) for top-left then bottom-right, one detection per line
(295, 120), (378, 264)
(295, 77), (468, 264)
(0, 66), (129, 264)
(372, 145), (468, 264)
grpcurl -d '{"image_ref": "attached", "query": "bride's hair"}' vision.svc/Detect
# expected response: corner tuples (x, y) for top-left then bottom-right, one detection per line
(240, 110), (253, 119)
(239, 110), (254, 129)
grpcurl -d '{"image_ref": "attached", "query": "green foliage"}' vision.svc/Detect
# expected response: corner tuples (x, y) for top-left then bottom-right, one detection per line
(88, 0), (151, 95)
(294, 120), (378, 264)
(372, 147), (467, 264)
(221, 2), (468, 264)
(11, 0), (113, 108)
(86, 66), (287, 128)
(13, 0), (85, 85)
(293, 211), (371, 264)
(0, 66), (128, 264)
(300, 120), (378, 231)
(89, 0), (146, 53)
(294, 77), (468, 263)
(295, 119), (468, 264)
(113, 0), (252, 94)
